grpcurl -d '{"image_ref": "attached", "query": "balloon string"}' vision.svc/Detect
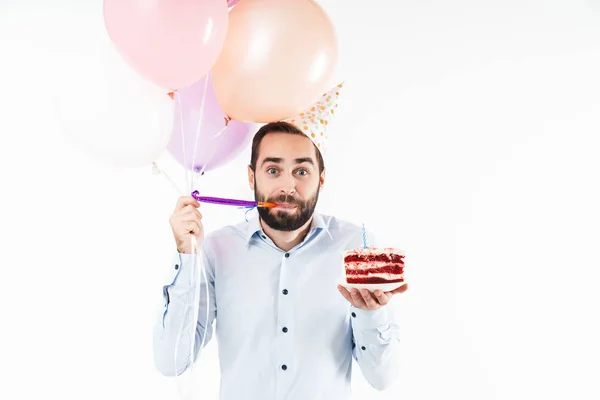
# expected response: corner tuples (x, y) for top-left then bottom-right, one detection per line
(152, 104), (229, 196)
(187, 72), (231, 188)
(172, 90), (192, 192)
(187, 235), (210, 394)
(172, 238), (205, 400)
(159, 80), (233, 399)
(171, 85), (204, 399)
(152, 162), (184, 196)
(190, 74), (210, 190)
(184, 78), (203, 383)
(174, 74), (223, 399)
(192, 117), (231, 180)
(186, 74), (210, 383)
(172, 91), (188, 398)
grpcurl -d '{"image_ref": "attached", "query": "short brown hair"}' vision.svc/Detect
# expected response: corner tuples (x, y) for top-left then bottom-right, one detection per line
(249, 121), (325, 173)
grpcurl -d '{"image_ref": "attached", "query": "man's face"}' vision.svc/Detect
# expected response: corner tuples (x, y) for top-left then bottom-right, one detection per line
(248, 132), (325, 231)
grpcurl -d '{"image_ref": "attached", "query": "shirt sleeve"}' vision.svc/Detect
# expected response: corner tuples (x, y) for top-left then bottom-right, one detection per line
(152, 246), (217, 377)
(350, 304), (402, 391)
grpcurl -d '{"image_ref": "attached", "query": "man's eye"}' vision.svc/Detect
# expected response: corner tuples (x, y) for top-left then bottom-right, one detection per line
(267, 168), (278, 174)
(296, 169), (308, 176)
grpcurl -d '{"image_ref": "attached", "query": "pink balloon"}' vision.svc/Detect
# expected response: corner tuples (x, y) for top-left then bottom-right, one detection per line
(228, 0), (241, 6)
(167, 75), (255, 173)
(103, 0), (229, 90)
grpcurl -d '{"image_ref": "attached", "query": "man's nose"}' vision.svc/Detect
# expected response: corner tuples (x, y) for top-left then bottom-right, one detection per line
(278, 174), (297, 195)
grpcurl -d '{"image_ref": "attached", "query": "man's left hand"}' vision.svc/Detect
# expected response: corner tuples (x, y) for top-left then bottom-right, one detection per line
(337, 283), (408, 311)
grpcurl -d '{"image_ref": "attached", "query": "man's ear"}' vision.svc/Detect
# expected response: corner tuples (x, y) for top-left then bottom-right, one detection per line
(319, 168), (326, 189)
(248, 165), (255, 190)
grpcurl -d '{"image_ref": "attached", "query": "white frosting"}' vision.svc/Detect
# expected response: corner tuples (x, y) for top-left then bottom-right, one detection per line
(344, 260), (404, 271)
(343, 247), (406, 258)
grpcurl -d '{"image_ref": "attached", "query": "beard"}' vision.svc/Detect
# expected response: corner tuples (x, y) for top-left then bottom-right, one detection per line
(255, 182), (319, 232)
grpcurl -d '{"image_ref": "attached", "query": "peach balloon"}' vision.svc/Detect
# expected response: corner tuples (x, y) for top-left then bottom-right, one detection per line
(211, 0), (338, 122)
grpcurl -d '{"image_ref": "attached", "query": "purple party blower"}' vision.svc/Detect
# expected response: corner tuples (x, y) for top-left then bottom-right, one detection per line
(191, 191), (277, 208)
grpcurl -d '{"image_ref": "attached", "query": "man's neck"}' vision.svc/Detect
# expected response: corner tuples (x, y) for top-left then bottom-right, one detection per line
(260, 217), (314, 252)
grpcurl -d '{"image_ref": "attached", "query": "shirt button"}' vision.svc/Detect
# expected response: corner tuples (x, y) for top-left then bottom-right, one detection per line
(174, 264), (179, 270)
(282, 289), (288, 295)
(351, 312), (356, 318)
(261, 235), (267, 239)
(281, 365), (287, 371)
(282, 327), (288, 333)
(361, 346), (366, 350)
(284, 253), (290, 258)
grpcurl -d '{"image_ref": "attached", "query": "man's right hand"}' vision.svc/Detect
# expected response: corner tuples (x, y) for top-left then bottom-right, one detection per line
(169, 196), (203, 254)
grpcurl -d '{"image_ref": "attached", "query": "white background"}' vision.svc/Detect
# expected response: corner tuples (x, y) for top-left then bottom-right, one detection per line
(1, 1), (600, 399)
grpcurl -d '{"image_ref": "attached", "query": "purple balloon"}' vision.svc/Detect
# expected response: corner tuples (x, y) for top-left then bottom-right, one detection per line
(167, 75), (255, 173)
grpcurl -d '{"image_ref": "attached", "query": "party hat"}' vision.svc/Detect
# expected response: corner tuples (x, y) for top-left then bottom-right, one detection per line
(283, 82), (343, 156)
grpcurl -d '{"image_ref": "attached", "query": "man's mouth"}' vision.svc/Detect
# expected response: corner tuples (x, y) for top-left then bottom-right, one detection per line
(273, 203), (298, 210)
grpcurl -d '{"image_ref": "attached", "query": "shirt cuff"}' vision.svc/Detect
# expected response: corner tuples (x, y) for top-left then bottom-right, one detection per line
(350, 306), (391, 330)
(164, 252), (196, 287)
(163, 252), (200, 303)
(172, 252), (200, 286)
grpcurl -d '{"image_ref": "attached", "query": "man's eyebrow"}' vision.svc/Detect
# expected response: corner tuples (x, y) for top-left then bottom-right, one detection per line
(260, 157), (315, 166)
(260, 157), (283, 166)
(294, 157), (314, 165)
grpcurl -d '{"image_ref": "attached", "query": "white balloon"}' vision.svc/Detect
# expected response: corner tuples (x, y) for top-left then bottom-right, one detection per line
(53, 43), (174, 168)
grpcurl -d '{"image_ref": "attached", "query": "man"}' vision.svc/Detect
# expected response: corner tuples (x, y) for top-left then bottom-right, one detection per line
(153, 85), (408, 400)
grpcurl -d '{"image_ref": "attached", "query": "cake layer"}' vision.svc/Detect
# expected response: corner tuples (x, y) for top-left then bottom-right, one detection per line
(344, 253), (405, 263)
(346, 276), (404, 284)
(345, 265), (403, 275)
(346, 270), (403, 280)
(344, 261), (404, 272)
(346, 273), (403, 282)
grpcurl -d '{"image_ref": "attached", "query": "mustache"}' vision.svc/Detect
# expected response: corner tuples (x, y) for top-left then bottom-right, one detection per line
(268, 194), (303, 205)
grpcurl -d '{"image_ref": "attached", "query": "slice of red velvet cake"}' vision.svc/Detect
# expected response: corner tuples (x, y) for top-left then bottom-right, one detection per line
(343, 247), (405, 284)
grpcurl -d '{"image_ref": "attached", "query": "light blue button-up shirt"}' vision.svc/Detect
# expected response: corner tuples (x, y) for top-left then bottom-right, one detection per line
(153, 212), (402, 400)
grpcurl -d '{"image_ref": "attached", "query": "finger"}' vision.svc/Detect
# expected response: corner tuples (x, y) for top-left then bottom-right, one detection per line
(373, 290), (392, 305)
(337, 285), (354, 304)
(174, 205), (202, 221)
(175, 196), (200, 211)
(180, 207), (202, 222)
(390, 283), (409, 295)
(181, 204), (200, 214)
(179, 221), (201, 236)
(349, 288), (366, 308)
(171, 216), (201, 231)
(360, 289), (378, 309)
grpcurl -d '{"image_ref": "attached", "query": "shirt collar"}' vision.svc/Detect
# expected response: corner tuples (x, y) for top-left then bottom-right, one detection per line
(243, 211), (330, 244)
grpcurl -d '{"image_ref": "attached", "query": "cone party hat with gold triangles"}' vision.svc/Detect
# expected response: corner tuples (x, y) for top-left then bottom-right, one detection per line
(283, 82), (343, 156)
